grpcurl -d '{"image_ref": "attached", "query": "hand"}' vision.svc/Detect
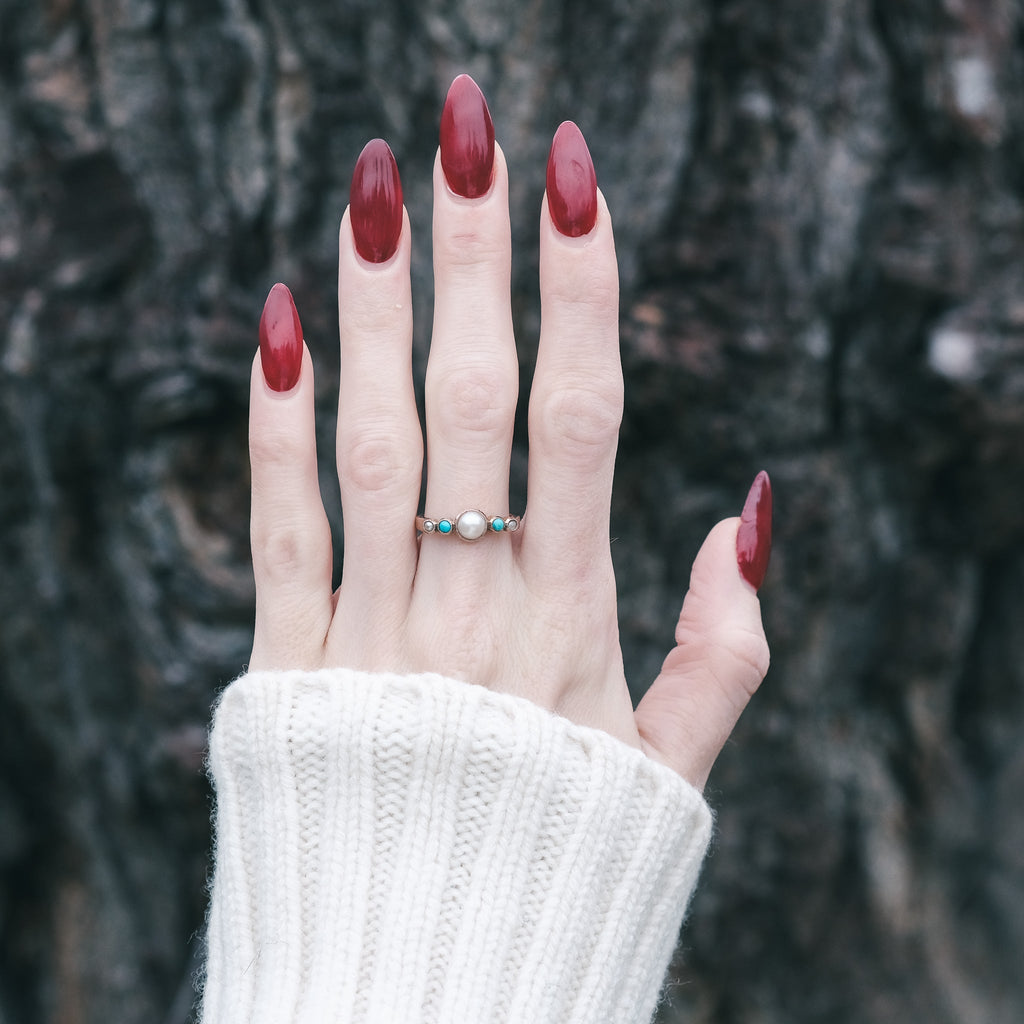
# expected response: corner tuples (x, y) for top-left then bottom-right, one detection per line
(246, 75), (771, 790)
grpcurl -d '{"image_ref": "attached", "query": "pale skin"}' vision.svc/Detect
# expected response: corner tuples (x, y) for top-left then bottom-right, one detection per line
(247, 144), (769, 791)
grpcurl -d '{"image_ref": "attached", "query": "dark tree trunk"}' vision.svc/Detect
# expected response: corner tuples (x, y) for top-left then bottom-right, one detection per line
(1, 0), (1022, 1021)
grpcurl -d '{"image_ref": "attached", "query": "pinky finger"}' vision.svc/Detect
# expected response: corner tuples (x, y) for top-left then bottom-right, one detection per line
(249, 284), (335, 670)
(634, 473), (772, 789)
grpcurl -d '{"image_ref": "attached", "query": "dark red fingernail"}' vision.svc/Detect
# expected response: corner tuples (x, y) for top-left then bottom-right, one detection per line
(350, 138), (403, 263)
(259, 283), (303, 392)
(440, 74), (495, 199)
(546, 121), (598, 237)
(737, 471), (772, 590)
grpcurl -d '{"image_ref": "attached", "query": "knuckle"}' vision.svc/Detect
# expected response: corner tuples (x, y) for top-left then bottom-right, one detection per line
(550, 269), (619, 319)
(534, 378), (623, 453)
(437, 227), (508, 270)
(428, 361), (517, 442)
(343, 294), (408, 340)
(249, 426), (308, 470)
(707, 626), (771, 702)
(673, 603), (770, 707)
(251, 519), (326, 588)
(339, 429), (419, 495)
(737, 628), (772, 684)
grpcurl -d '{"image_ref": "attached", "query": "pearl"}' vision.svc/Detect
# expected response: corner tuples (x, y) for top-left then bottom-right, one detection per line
(422, 519), (436, 533)
(455, 509), (488, 541)
(506, 517), (520, 532)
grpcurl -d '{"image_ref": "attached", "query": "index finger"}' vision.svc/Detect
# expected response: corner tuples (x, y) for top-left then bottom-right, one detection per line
(522, 123), (622, 587)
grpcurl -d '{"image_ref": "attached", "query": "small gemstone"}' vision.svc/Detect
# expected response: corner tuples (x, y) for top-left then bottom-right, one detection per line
(455, 509), (488, 541)
(422, 519), (435, 533)
(490, 517), (505, 532)
(506, 517), (519, 532)
(438, 519), (453, 534)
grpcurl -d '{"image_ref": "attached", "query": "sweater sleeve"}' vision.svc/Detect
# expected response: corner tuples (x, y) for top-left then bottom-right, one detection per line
(200, 669), (713, 1024)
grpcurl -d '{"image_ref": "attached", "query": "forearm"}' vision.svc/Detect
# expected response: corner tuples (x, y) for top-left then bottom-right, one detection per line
(201, 669), (712, 1024)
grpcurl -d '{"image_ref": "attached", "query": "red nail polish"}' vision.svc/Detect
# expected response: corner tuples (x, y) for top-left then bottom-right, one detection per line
(258, 283), (303, 392)
(546, 121), (598, 238)
(737, 471), (772, 591)
(440, 74), (495, 199)
(350, 138), (403, 263)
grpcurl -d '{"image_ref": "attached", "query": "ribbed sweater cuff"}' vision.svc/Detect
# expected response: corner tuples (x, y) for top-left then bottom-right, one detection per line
(201, 669), (712, 1024)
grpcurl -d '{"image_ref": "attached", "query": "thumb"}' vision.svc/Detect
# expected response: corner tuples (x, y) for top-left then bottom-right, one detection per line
(635, 472), (772, 789)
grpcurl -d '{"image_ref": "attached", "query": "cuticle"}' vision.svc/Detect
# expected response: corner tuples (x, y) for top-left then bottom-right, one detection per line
(444, 174), (496, 204)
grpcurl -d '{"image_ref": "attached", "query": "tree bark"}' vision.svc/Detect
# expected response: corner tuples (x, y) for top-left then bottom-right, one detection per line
(1, 0), (1022, 1021)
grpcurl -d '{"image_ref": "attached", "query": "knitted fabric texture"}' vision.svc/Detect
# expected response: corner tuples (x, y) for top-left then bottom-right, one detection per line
(202, 669), (713, 1024)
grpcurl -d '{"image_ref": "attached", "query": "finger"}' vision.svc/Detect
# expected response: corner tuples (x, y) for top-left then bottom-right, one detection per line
(249, 286), (334, 669)
(421, 141), (518, 540)
(635, 476), (773, 788)
(523, 122), (622, 586)
(336, 140), (422, 604)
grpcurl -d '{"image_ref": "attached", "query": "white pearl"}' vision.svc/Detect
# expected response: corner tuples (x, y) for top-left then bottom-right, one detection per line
(456, 509), (488, 540)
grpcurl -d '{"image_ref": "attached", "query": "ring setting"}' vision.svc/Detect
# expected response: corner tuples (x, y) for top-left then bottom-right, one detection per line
(417, 509), (521, 541)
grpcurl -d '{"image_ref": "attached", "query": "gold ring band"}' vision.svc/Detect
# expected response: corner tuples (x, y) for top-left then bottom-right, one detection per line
(416, 509), (521, 541)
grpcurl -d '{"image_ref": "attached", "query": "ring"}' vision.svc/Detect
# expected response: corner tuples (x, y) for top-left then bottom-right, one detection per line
(416, 509), (521, 541)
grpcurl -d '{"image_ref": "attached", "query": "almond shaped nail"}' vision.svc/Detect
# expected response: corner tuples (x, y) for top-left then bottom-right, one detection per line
(259, 282), (303, 392)
(440, 74), (495, 199)
(737, 470), (772, 591)
(546, 120), (598, 237)
(350, 138), (403, 263)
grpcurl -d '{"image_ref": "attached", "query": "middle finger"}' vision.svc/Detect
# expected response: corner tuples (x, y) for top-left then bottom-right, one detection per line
(421, 80), (518, 553)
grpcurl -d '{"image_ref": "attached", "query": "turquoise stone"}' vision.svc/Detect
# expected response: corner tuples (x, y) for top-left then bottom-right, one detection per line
(438, 519), (453, 534)
(491, 517), (505, 532)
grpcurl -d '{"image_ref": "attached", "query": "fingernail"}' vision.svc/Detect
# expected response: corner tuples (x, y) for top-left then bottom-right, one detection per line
(350, 138), (403, 263)
(259, 283), (303, 392)
(440, 74), (495, 199)
(546, 120), (598, 237)
(737, 471), (772, 591)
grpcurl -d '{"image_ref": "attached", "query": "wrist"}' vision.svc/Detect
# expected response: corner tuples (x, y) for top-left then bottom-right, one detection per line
(203, 668), (712, 1024)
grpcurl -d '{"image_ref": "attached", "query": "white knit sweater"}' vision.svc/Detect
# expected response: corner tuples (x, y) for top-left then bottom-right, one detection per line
(201, 669), (712, 1024)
